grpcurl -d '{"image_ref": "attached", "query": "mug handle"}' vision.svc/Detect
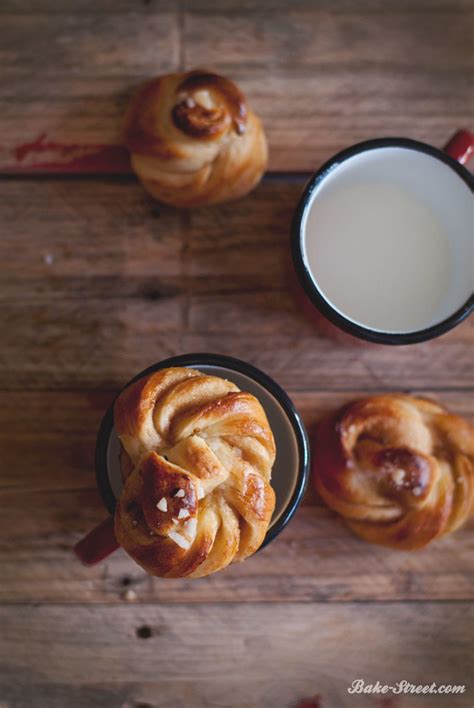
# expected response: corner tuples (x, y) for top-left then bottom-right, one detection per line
(74, 516), (119, 565)
(443, 129), (474, 165)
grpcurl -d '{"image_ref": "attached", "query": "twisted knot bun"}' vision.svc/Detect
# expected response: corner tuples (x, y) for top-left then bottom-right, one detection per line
(123, 70), (268, 207)
(314, 394), (474, 550)
(114, 367), (276, 577)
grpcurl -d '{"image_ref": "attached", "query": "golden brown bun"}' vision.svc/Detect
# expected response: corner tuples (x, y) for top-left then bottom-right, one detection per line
(114, 367), (276, 577)
(313, 394), (474, 550)
(123, 70), (268, 207)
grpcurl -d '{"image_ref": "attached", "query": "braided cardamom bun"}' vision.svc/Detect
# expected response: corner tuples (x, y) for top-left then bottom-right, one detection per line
(114, 367), (276, 577)
(123, 69), (268, 207)
(314, 394), (474, 550)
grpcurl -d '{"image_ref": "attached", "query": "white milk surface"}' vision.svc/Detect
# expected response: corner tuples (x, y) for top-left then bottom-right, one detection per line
(302, 147), (473, 333)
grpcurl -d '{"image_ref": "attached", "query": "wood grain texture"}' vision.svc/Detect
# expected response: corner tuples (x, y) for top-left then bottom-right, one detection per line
(2, 0), (473, 11)
(0, 389), (472, 604)
(0, 179), (472, 391)
(2, 298), (471, 390)
(0, 1), (472, 172)
(0, 603), (472, 708)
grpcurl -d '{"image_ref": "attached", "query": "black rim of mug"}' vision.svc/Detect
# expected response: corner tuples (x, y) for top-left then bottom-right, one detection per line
(95, 353), (311, 550)
(291, 137), (474, 345)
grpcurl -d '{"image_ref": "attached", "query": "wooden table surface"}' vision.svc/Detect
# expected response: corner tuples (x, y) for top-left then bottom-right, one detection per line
(0, 2), (473, 707)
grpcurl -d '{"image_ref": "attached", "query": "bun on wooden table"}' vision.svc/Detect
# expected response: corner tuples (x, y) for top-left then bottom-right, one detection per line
(313, 394), (474, 550)
(114, 367), (276, 577)
(123, 69), (268, 207)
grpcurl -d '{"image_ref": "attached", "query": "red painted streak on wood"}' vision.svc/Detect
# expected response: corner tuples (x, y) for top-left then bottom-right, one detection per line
(3, 133), (131, 174)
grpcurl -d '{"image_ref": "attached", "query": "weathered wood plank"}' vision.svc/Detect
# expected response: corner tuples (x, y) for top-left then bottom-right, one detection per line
(1, 298), (471, 390)
(0, 3), (472, 172)
(2, 0), (473, 12)
(189, 71), (471, 173)
(0, 293), (474, 390)
(0, 179), (472, 391)
(0, 180), (184, 299)
(2, 506), (473, 605)
(0, 14), (179, 76)
(0, 389), (472, 604)
(0, 0), (174, 11)
(181, 0), (474, 9)
(1, 178), (292, 299)
(183, 8), (471, 71)
(0, 603), (472, 708)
